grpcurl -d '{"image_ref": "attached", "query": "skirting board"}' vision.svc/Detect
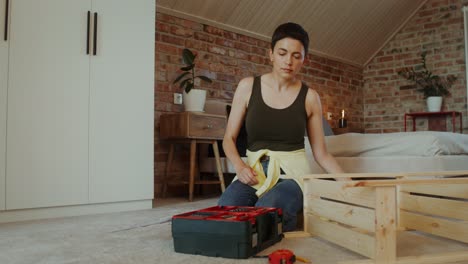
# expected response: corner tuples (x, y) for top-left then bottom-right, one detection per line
(0, 200), (153, 224)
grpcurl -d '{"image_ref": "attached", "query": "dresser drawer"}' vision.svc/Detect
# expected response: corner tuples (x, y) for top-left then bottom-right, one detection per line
(160, 112), (226, 140)
(189, 114), (225, 139)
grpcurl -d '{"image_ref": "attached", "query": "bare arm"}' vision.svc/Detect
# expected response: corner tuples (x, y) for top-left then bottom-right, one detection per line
(305, 89), (348, 180)
(222, 77), (258, 185)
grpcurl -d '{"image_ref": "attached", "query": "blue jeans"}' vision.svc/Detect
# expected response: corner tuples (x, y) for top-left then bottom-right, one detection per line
(217, 160), (303, 232)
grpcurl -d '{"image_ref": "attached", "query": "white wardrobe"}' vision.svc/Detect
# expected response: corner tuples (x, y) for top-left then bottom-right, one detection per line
(0, 0), (154, 220)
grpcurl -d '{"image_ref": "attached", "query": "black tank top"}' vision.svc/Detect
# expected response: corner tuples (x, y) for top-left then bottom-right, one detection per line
(245, 76), (308, 151)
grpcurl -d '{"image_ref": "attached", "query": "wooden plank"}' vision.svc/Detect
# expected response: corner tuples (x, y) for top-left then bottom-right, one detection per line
(304, 179), (376, 208)
(401, 184), (468, 199)
(348, 178), (468, 188)
(400, 211), (468, 243)
(396, 185), (401, 231)
(306, 214), (375, 259)
(283, 231), (311, 238)
(306, 197), (375, 232)
(303, 170), (468, 180)
(340, 250), (468, 264)
(374, 186), (397, 263)
(400, 192), (468, 221)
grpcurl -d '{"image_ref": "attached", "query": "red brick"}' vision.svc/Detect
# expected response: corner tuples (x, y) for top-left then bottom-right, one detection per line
(378, 69), (394, 75)
(215, 37), (235, 48)
(377, 56), (394, 62)
(424, 22), (443, 29)
(248, 54), (265, 65)
(220, 57), (238, 66)
(419, 8), (439, 17)
(156, 22), (171, 33)
(431, 0), (449, 8)
(207, 46), (227, 56)
(223, 31), (238, 40)
(156, 42), (179, 55)
(234, 42), (251, 53)
(204, 25), (224, 36)
(184, 40), (208, 51)
(170, 26), (193, 37)
(239, 35), (257, 45)
(194, 32), (215, 43)
(251, 46), (267, 56)
(160, 34), (185, 46)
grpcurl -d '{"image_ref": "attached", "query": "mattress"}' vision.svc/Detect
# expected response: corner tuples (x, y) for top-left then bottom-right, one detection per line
(307, 156), (468, 173)
(308, 131), (468, 173)
(323, 131), (468, 157)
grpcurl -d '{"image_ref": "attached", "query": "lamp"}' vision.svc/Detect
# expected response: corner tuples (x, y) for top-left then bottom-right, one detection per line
(338, 109), (347, 128)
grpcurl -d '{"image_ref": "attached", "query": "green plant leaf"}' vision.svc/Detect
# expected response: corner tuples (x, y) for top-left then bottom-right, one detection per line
(180, 65), (194, 71)
(184, 82), (194, 93)
(195, 76), (212, 83)
(182, 48), (195, 65)
(397, 52), (457, 98)
(179, 78), (190, 89)
(173, 72), (190, 84)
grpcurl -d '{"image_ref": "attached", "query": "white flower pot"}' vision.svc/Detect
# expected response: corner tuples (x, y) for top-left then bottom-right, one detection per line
(426, 96), (443, 112)
(183, 89), (207, 112)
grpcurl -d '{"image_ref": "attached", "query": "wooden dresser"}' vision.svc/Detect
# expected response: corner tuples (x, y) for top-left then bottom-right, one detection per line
(159, 112), (226, 201)
(160, 112), (225, 140)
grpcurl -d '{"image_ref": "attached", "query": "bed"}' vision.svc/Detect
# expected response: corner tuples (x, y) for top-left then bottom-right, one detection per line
(200, 131), (468, 174)
(306, 131), (468, 173)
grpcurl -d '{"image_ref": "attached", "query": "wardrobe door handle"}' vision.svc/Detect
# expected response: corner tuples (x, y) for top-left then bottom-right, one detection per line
(4, 0), (9, 41)
(93, 12), (98, 55)
(86, 11), (90, 54)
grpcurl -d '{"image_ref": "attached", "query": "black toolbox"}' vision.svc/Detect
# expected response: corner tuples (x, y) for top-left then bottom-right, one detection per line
(171, 206), (283, 259)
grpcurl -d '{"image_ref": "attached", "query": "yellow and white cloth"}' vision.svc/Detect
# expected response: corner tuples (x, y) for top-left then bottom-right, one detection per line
(233, 149), (312, 197)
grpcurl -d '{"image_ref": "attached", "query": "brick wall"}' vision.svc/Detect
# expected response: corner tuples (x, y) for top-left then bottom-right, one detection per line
(363, 0), (468, 133)
(154, 13), (363, 196)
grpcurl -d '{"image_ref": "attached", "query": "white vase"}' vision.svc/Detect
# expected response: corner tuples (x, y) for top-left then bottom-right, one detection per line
(426, 96), (443, 112)
(183, 89), (207, 112)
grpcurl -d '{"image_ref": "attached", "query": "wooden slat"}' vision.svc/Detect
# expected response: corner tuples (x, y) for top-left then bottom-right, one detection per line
(348, 178), (468, 188)
(303, 170), (468, 180)
(401, 184), (468, 199)
(374, 186), (397, 262)
(306, 197), (375, 232)
(306, 214), (375, 259)
(400, 211), (468, 243)
(283, 231), (311, 238)
(304, 179), (376, 208)
(400, 192), (468, 221)
(340, 250), (468, 264)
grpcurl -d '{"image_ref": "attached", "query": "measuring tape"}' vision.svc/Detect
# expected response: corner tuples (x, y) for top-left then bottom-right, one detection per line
(268, 249), (311, 264)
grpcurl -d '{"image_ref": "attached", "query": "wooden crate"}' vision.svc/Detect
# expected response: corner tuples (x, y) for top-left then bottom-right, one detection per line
(303, 171), (468, 264)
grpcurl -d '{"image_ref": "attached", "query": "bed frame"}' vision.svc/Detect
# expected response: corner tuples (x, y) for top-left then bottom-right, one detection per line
(302, 170), (468, 264)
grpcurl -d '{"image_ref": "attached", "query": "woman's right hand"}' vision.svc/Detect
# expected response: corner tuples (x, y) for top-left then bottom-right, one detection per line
(236, 165), (258, 185)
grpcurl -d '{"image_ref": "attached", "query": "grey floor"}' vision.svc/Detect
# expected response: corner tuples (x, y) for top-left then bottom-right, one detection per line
(1, 196), (467, 264)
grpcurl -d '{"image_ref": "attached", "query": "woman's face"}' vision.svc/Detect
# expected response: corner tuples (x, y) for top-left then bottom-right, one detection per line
(269, 37), (305, 78)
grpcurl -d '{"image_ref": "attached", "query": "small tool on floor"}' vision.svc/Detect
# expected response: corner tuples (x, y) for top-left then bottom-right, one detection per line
(267, 249), (311, 264)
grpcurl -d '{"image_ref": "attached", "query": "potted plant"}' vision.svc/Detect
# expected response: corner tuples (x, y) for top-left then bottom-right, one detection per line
(173, 48), (213, 112)
(398, 51), (457, 112)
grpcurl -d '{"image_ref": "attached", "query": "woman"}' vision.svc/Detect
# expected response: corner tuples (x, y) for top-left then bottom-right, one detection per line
(218, 22), (345, 231)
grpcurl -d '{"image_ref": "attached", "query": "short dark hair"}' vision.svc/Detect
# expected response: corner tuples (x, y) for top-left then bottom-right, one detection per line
(271, 22), (309, 57)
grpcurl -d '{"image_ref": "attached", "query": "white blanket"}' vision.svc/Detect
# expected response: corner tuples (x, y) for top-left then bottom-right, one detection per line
(324, 131), (468, 157)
